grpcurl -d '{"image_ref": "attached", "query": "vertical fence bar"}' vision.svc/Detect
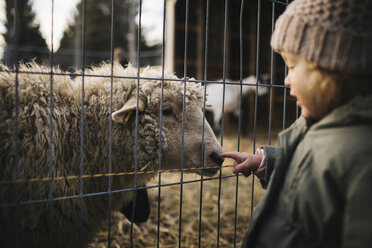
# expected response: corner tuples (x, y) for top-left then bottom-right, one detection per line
(179, 0), (190, 246)
(215, 0), (230, 246)
(282, 75), (288, 129)
(79, 0), (87, 246)
(234, 0), (246, 246)
(219, 1), (227, 156)
(107, 0), (117, 247)
(131, 1), (143, 247)
(156, 0), (167, 246)
(198, 0), (211, 246)
(250, 0), (262, 218)
(296, 102), (300, 118)
(295, 21), (300, 124)
(48, 1), (55, 247)
(13, 0), (20, 246)
(282, 0), (289, 130)
(268, 1), (275, 145)
(282, 68), (287, 130)
(237, 0), (245, 150)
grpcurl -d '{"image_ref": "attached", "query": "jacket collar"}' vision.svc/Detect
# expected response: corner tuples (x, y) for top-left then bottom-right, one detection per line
(310, 94), (372, 131)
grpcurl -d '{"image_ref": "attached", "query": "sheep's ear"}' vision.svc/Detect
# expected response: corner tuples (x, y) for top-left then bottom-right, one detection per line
(112, 96), (145, 124)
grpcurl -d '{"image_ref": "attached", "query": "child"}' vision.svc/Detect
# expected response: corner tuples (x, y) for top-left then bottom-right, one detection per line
(221, 0), (372, 247)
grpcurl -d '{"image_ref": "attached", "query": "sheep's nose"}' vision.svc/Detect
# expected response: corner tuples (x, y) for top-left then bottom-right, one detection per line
(209, 152), (224, 166)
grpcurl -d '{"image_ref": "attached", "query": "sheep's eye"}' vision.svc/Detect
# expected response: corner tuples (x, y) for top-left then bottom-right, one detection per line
(162, 106), (173, 116)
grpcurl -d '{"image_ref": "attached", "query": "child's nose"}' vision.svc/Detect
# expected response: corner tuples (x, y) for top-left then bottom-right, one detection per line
(284, 75), (291, 87)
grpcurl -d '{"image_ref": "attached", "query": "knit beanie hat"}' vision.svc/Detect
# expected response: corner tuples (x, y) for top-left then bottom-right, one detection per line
(271, 0), (372, 75)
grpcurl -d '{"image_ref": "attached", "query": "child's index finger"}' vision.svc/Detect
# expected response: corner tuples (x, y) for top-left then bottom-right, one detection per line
(220, 152), (240, 160)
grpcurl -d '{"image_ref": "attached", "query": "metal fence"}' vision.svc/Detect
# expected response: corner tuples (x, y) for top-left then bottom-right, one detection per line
(0, 0), (297, 247)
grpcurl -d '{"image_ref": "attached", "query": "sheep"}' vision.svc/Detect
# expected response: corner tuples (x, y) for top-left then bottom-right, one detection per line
(0, 62), (224, 248)
(205, 76), (268, 136)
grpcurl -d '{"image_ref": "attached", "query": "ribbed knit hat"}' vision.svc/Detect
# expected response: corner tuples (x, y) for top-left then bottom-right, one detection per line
(271, 0), (372, 74)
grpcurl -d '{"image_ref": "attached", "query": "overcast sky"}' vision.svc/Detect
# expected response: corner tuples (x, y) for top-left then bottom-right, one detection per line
(1, 0), (164, 50)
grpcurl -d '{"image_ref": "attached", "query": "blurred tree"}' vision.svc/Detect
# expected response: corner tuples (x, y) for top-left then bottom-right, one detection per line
(56, 0), (160, 69)
(2, 0), (49, 66)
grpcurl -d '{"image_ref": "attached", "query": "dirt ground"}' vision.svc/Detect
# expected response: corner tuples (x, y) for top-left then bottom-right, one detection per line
(89, 127), (280, 248)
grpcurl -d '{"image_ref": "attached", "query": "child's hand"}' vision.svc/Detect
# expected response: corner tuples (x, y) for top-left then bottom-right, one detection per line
(220, 152), (262, 177)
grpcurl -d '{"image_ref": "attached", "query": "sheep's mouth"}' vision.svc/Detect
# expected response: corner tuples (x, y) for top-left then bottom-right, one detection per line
(186, 155), (222, 176)
(196, 167), (220, 176)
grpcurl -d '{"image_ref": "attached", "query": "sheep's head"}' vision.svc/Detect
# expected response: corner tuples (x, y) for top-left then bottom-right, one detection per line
(112, 66), (224, 176)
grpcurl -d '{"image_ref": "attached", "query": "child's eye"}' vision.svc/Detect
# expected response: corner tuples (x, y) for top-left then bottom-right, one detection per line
(162, 106), (173, 116)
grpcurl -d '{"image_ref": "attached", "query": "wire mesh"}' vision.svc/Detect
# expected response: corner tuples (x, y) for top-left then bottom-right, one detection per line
(0, 0), (295, 247)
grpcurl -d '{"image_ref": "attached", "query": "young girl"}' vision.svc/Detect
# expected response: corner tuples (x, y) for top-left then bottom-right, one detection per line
(221, 0), (372, 247)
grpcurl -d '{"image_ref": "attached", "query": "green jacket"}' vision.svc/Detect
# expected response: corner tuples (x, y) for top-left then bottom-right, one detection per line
(242, 95), (372, 248)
